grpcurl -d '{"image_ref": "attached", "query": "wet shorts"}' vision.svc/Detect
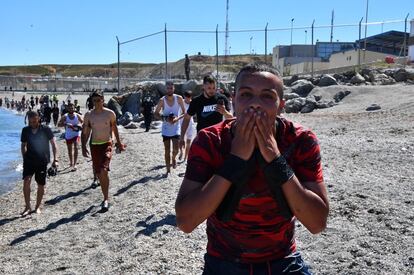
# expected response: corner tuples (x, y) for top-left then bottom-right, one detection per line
(162, 135), (180, 142)
(22, 162), (47, 185)
(90, 142), (112, 174)
(66, 136), (80, 144)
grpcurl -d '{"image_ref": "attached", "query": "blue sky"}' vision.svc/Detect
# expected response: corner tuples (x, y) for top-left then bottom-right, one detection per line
(1, 0), (412, 65)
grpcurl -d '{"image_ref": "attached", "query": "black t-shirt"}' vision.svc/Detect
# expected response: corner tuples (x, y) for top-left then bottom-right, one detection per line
(21, 125), (54, 165)
(52, 107), (59, 117)
(43, 106), (52, 118)
(187, 93), (230, 132)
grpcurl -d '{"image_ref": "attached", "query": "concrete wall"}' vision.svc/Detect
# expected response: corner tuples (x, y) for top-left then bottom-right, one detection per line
(329, 49), (390, 68)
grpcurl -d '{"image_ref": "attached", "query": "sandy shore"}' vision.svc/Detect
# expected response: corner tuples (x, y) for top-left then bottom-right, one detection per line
(0, 84), (413, 274)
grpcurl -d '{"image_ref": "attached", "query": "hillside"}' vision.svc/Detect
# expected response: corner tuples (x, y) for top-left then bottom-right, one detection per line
(0, 54), (268, 80)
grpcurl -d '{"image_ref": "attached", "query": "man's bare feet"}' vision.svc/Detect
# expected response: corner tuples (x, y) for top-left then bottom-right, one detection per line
(172, 159), (177, 169)
(20, 207), (32, 217)
(34, 208), (42, 214)
(71, 166), (77, 172)
(178, 152), (183, 161)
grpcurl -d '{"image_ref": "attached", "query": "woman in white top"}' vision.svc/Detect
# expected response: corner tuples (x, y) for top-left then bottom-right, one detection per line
(178, 90), (195, 161)
(58, 103), (83, 171)
(154, 81), (186, 174)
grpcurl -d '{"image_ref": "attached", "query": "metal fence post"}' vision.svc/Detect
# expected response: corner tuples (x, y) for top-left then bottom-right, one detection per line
(216, 24), (219, 82)
(164, 23), (168, 82)
(311, 20), (315, 78)
(116, 36), (120, 93)
(265, 23), (268, 64)
(358, 17), (363, 69)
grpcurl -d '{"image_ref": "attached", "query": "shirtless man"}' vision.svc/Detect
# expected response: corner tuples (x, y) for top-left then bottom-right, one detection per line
(81, 90), (126, 211)
(58, 103), (83, 171)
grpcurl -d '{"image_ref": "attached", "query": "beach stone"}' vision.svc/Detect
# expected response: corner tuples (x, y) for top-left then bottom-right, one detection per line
(133, 114), (144, 122)
(366, 104), (381, 111)
(290, 80), (315, 97)
(124, 122), (139, 129)
(285, 98), (306, 113)
(316, 100), (335, 109)
(121, 92), (141, 115)
(318, 75), (338, 87)
(182, 80), (199, 92)
(343, 70), (356, 79)
(393, 68), (409, 82)
(283, 75), (299, 87)
(334, 90), (351, 103)
(350, 73), (365, 84)
(284, 92), (300, 100)
(118, 112), (133, 126)
(108, 97), (123, 118)
(301, 98), (317, 113)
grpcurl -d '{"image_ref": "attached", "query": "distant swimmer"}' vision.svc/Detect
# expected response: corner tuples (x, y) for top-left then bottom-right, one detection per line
(58, 103), (83, 171)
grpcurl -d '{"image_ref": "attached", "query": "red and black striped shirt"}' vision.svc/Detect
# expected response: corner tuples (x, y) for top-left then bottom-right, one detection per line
(185, 117), (324, 263)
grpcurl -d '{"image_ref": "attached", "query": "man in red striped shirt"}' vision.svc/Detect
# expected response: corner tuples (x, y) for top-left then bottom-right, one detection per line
(175, 64), (329, 274)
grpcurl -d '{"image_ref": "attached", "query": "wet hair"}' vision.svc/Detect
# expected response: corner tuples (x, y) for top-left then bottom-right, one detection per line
(166, 80), (174, 86)
(203, 75), (216, 85)
(67, 103), (74, 108)
(235, 63), (283, 99)
(184, 90), (193, 98)
(91, 90), (104, 98)
(27, 110), (39, 119)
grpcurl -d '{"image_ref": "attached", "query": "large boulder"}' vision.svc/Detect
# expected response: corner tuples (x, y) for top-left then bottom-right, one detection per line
(369, 72), (396, 85)
(121, 92), (141, 115)
(318, 74), (338, 87)
(393, 68), (409, 82)
(283, 75), (299, 86)
(182, 79), (199, 92)
(117, 112), (133, 126)
(107, 97), (123, 118)
(350, 73), (366, 85)
(290, 80), (315, 97)
(300, 97), (317, 113)
(284, 92), (300, 100)
(284, 98), (306, 113)
(407, 68), (414, 81)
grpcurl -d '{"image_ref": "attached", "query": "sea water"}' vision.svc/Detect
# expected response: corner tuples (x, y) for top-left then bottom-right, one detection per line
(0, 108), (25, 195)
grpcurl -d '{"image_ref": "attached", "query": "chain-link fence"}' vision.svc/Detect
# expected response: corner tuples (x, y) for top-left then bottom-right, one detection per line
(1, 17), (411, 92)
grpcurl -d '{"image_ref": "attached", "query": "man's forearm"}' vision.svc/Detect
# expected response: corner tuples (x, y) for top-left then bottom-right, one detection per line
(223, 110), (233, 119)
(175, 176), (232, 233)
(113, 125), (121, 144)
(180, 117), (190, 139)
(282, 177), (329, 234)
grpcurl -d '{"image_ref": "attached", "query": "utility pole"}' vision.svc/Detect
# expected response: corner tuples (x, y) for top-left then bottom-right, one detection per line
(290, 18), (294, 46)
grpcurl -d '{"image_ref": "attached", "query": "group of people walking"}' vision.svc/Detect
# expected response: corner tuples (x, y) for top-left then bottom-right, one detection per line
(14, 64), (329, 274)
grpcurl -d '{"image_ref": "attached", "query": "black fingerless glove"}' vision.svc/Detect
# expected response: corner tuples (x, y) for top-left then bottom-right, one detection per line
(256, 150), (294, 220)
(216, 154), (256, 222)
